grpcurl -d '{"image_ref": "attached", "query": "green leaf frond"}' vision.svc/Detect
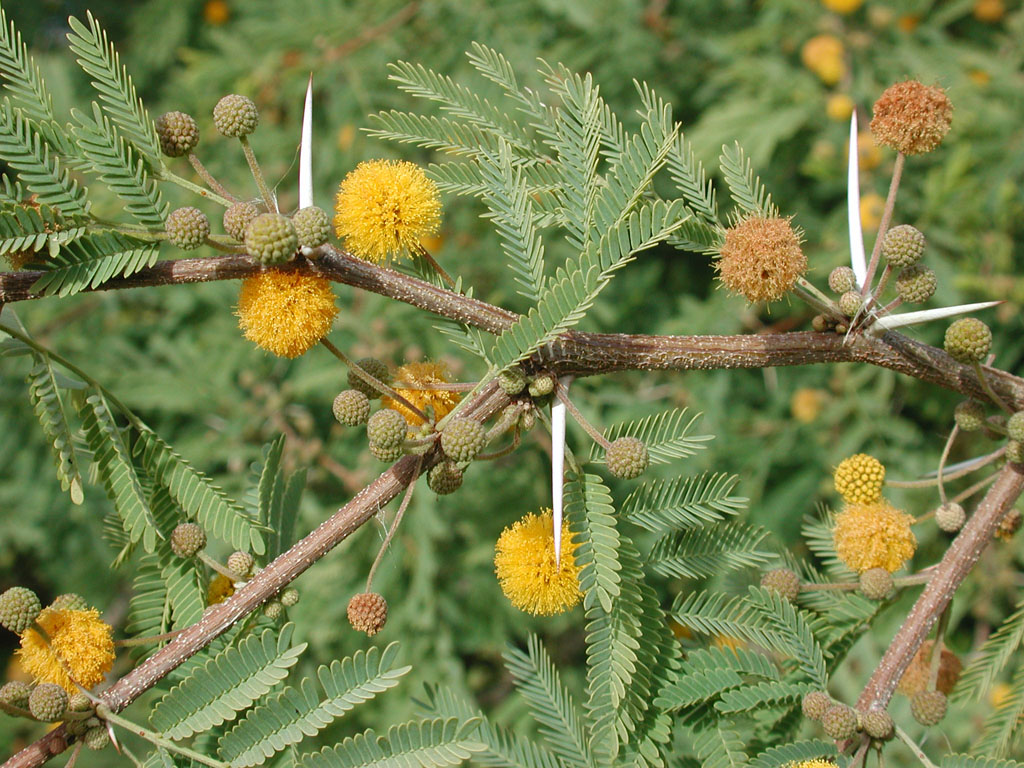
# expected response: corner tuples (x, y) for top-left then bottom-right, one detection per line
(218, 642), (412, 768)
(566, 472), (621, 613)
(66, 12), (161, 162)
(125, 555), (171, 640)
(415, 685), (561, 768)
(748, 740), (838, 768)
(71, 102), (168, 227)
(503, 635), (592, 768)
(801, 506), (853, 579)
(670, 590), (780, 650)
(657, 647), (780, 713)
(0, 201), (87, 260)
(957, 597), (1024, 703)
(622, 472), (746, 534)
(718, 142), (777, 219)
(714, 680), (816, 715)
(688, 726), (748, 768)
(591, 408), (713, 465)
(465, 43), (547, 122)
(26, 353), (86, 505)
(150, 623), (306, 740)
(30, 230), (158, 297)
(975, 662), (1024, 758)
(135, 427), (265, 555)
(648, 522), (773, 580)
(0, 99), (90, 215)
(745, 587), (827, 688)
(298, 718), (486, 768)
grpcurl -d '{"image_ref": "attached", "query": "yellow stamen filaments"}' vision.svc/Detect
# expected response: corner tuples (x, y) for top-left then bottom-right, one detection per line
(236, 270), (338, 358)
(17, 608), (115, 693)
(832, 501), (917, 573)
(494, 509), (581, 616)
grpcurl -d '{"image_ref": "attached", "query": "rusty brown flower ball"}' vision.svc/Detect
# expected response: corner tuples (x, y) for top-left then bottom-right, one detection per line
(347, 592), (388, 636)
(870, 80), (953, 155)
(715, 216), (806, 303)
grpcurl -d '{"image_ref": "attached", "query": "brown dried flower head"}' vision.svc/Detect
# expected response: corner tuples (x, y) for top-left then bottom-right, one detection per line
(870, 80), (953, 155)
(715, 215), (806, 303)
(897, 640), (962, 696)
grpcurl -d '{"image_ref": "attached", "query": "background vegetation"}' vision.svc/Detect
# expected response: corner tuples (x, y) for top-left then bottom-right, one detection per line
(1, 0), (1022, 763)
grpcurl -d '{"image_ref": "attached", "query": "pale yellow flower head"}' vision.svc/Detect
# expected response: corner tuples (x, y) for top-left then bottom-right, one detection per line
(494, 509), (581, 616)
(17, 608), (114, 693)
(787, 761), (837, 768)
(207, 574), (235, 605)
(236, 269), (338, 358)
(833, 501), (916, 573)
(334, 159), (441, 264)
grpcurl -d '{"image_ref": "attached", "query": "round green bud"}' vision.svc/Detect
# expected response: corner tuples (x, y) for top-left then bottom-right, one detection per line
(213, 94), (259, 138)
(280, 588), (300, 607)
(498, 368), (527, 395)
(367, 409), (408, 450)
(263, 600), (283, 619)
(935, 502), (966, 533)
(155, 111), (199, 157)
(67, 693), (92, 712)
(1007, 411), (1024, 442)
(605, 437), (649, 480)
(811, 314), (829, 332)
(1008, 440), (1024, 465)
(427, 460), (463, 495)
(760, 568), (800, 602)
(170, 523), (206, 559)
(84, 726), (110, 750)
(348, 358), (391, 399)
(860, 709), (894, 740)
(292, 206), (331, 249)
(828, 266), (856, 294)
(954, 400), (986, 432)
(859, 567), (894, 600)
(165, 207), (210, 250)
(838, 290), (862, 317)
(223, 201), (261, 241)
(333, 389), (371, 427)
(881, 224), (925, 268)
(0, 586), (41, 634)
(227, 551), (254, 578)
(944, 317), (992, 365)
(0, 681), (32, 709)
(910, 690), (947, 726)
(369, 441), (404, 462)
(441, 418), (487, 463)
(519, 407), (536, 432)
(801, 691), (832, 721)
(894, 264), (937, 304)
(821, 703), (858, 739)
(244, 213), (298, 265)
(28, 683), (67, 722)
(527, 374), (555, 398)
(49, 593), (89, 612)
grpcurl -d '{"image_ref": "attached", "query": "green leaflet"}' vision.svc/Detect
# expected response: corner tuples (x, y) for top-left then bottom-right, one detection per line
(718, 143), (777, 219)
(647, 522), (773, 580)
(151, 623), (305, 740)
(748, 741), (838, 768)
(590, 408), (714, 465)
(565, 472), (621, 613)
(30, 230), (158, 297)
(622, 473), (746, 534)
(219, 643), (412, 767)
(956, 597), (1024, 703)
(0, 202), (86, 259)
(975, 663), (1024, 758)
(26, 354), (85, 505)
(298, 718), (486, 768)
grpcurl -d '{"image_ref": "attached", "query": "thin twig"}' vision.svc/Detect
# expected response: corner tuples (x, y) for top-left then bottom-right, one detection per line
(187, 154), (238, 203)
(157, 169), (233, 208)
(894, 725), (940, 768)
(936, 425), (959, 504)
(555, 385), (612, 450)
(114, 628), (186, 648)
(365, 456), (422, 591)
(96, 709), (229, 768)
(974, 361), (1014, 415)
(416, 246), (456, 290)
(319, 338), (429, 422)
(239, 137), (275, 212)
(861, 152), (905, 294)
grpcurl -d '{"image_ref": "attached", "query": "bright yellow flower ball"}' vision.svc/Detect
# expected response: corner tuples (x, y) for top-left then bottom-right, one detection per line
(17, 609), (114, 692)
(494, 509), (581, 616)
(833, 501), (917, 573)
(974, 0), (1005, 22)
(833, 453), (885, 504)
(788, 761), (838, 768)
(382, 361), (461, 426)
(826, 93), (855, 122)
(801, 35), (845, 85)
(822, 0), (863, 13)
(334, 159), (441, 264)
(236, 270), (338, 358)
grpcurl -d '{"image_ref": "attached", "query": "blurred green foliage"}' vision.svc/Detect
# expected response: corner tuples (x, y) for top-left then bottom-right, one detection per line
(1, 0), (1023, 762)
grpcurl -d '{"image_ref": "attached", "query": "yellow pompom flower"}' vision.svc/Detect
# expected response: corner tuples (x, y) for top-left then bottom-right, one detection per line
(382, 361), (461, 426)
(833, 453), (885, 504)
(237, 270), (338, 358)
(715, 216), (806, 303)
(822, 0), (862, 12)
(801, 34), (845, 85)
(494, 509), (581, 616)
(833, 501), (917, 573)
(826, 94), (855, 122)
(787, 761), (837, 768)
(17, 608), (114, 693)
(207, 574), (235, 605)
(334, 159), (441, 264)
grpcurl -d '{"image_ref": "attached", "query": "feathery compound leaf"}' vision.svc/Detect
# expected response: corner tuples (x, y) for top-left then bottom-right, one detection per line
(478, 142), (546, 301)
(219, 643), (412, 768)
(0, 100), (89, 214)
(71, 103), (167, 227)
(690, 726), (748, 768)
(135, 427), (265, 555)
(591, 408), (713, 465)
(26, 355), (85, 504)
(367, 111), (501, 157)
(565, 472), (620, 613)
(466, 43), (547, 121)
(719, 142), (777, 218)
(681, 646), (781, 679)
(749, 741), (838, 768)
(30, 230), (158, 297)
(957, 597), (1024, 703)
(715, 681), (816, 715)
(151, 623), (305, 740)
(941, 757), (1024, 768)
(670, 591), (783, 650)
(415, 685), (562, 768)
(126, 555), (171, 639)
(746, 587), (827, 688)
(656, 668), (745, 712)
(161, 555), (204, 630)
(622, 473), (746, 533)
(648, 522), (773, 580)
(802, 507), (855, 580)
(299, 718), (486, 768)
(80, 390), (159, 552)
(0, 202), (86, 259)
(256, 435), (285, 528)
(975, 663), (1024, 758)
(66, 12), (161, 162)
(503, 636), (592, 768)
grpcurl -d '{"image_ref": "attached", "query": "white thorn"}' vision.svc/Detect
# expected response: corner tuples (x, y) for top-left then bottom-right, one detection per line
(847, 112), (867, 288)
(299, 75), (314, 211)
(551, 378), (571, 568)
(870, 301), (1002, 333)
